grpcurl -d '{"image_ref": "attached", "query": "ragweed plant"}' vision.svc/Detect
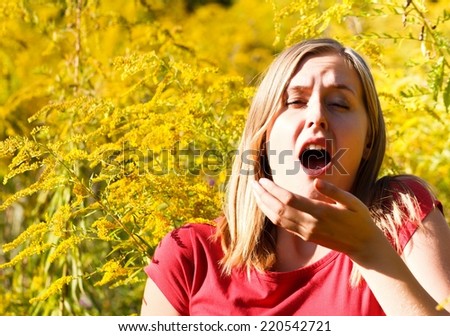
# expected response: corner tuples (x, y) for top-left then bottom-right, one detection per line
(0, 0), (249, 315)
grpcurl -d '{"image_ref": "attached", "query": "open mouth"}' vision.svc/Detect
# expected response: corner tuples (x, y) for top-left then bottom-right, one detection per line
(299, 145), (332, 175)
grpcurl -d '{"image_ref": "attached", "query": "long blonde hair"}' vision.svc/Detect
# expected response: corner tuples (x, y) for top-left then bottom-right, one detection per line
(217, 38), (429, 281)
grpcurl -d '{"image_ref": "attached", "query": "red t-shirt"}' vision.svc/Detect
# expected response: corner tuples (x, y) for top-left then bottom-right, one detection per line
(145, 179), (442, 316)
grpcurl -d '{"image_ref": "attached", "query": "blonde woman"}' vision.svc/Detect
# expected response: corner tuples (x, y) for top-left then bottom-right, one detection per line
(141, 38), (450, 315)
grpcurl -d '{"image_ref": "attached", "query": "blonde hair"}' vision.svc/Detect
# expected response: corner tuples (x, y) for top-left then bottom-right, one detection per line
(217, 38), (429, 282)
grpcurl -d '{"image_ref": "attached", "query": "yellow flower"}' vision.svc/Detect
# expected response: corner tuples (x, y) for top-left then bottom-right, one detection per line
(29, 276), (73, 304)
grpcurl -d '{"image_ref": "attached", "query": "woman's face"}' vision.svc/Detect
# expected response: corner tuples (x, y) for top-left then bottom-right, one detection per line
(266, 53), (369, 200)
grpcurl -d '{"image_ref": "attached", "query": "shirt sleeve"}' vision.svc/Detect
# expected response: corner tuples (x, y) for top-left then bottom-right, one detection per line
(144, 225), (195, 316)
(394, 177), (444, 252)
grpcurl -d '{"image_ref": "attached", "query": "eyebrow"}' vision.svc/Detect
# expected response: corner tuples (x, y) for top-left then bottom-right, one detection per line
(286, 84), (357, 96)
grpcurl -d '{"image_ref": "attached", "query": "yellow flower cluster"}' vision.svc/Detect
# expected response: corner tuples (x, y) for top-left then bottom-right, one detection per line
(48, 236), (82, 263)
(29, 275), (74, 304)
(92, 218), (116, 241)
(95, 259), (129, 287)
(0, 243), (52, 269)
(49, 204), (72, 238)
(0, 175), (67, 211)
(2, 222), (48, 253)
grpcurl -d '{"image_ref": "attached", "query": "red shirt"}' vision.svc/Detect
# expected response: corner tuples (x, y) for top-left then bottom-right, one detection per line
(145, 179), (442, 316)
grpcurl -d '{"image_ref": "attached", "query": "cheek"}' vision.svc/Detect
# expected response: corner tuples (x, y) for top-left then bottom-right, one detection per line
(267, 113), (302, 147)
(337, 110), (368, 138)
(266, 116), (301, 172)
(338, 119), (368, 164)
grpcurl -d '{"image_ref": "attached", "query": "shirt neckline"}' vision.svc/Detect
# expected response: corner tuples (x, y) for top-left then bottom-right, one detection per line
(252, 250), (341, 283)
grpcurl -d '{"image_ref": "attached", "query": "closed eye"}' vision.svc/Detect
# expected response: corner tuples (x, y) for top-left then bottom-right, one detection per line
(331, 103), (348, 109)
(326, 94), (350, 110)
(286, 99), (307, 108)
(328, 101), (349, 111)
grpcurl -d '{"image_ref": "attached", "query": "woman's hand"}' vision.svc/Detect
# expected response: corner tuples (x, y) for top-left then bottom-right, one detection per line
(252, 177), (450, 315)
(251, 177), (385, 264)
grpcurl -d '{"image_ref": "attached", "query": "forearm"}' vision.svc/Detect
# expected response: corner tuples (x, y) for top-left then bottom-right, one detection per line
(352, 233), (448, 316)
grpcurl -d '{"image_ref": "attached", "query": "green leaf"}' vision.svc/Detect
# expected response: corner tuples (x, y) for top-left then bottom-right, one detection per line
(444, 78), (450, 113)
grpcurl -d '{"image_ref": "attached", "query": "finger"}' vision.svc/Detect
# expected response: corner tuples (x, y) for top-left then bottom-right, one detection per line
(253, 179), (318, 224)
(252, 180), (288, 220)
(313, 179), (362, 211)
(258, 178), (320, 215)
(258, 178), (295, 204)
(252, 180), (297, 223)
(252, 181), (309, 237)
(252, 186), (287, 225)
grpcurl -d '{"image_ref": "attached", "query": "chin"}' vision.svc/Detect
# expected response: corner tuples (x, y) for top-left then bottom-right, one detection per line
(273, 175), (314, 197)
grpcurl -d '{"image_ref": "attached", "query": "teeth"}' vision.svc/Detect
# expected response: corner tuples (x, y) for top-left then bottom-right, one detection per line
(306, 144), (326, 151)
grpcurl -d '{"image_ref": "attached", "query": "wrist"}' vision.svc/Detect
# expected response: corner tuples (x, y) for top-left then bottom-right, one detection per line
(349, 227), (395, 269)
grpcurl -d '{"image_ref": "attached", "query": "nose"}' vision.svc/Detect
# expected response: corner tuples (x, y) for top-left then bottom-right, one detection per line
(306, 99), (328, 130)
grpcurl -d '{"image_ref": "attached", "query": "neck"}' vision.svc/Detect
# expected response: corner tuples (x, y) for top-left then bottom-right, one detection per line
(273, 227), (331, 272)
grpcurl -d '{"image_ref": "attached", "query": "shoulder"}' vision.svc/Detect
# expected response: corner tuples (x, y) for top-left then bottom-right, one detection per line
(153, 222), (217, 261)
(167, 222), (216, 241)
(386, 175), (443, 219)
(374, 175), (444, 252)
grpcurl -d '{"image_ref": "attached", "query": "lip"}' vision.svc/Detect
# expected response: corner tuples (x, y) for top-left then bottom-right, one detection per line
(301, 161), (332, 176)
(298, 137), (334, 158)
(297, 137), (334, 176)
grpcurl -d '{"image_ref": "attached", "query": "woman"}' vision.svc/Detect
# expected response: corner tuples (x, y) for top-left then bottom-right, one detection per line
(141, 38), (450, 315)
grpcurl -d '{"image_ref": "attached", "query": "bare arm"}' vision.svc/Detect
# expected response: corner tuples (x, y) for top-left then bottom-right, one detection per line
(402, 208), (450, 312)
(140, 278), (180, 316)
(352, 214), (450, 315)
